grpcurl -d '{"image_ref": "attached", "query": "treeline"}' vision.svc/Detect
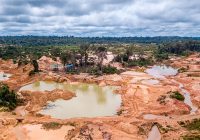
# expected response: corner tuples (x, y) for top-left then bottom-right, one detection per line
(0, 45), (51, 60)
(158, 41), (200, 56)
(0, 36), (200, 46)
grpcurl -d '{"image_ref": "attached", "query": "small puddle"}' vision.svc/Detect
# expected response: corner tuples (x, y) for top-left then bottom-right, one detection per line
(147, 125), (161, 140)
(173, 80), (198, 114)
(143, 114), (169, 120)
(13, 124), (73, 140)
(182, 89), (198, 114)
(0, 72), (12, 81)
(146, 65), (177, 79)
(20, 81), (121, 119)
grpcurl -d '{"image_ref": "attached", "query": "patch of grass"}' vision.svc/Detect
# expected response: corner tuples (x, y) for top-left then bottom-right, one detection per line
(42, 122), (62, 130)
(102, 65), (119, 74)
(138, 126), (146, 135)
(178, 67), (188, 73)
(170, 91), (185, 101)
(157, 95), (167, 104)
(158, 124), (174, 133)
(65, 122), (77, 127)
(180, 119), (200, 131)
(182, 135), (200, 140)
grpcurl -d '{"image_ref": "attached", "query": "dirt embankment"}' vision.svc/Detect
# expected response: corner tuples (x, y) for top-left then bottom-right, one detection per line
(19, 89), (75, 114)
(1, 54), (200, 140)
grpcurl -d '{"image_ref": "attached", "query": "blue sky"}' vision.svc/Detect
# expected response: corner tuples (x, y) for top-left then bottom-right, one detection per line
(0, 0), (199, 36)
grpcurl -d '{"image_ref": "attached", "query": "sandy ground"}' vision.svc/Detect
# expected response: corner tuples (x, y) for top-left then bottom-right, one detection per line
(0, 54), (200, 140)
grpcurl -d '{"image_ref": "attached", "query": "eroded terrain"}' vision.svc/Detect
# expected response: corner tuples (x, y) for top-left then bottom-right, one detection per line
(0, 54), (200, 140)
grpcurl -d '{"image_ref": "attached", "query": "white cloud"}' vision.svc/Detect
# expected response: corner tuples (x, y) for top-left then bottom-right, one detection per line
(0, 0), (199, 36)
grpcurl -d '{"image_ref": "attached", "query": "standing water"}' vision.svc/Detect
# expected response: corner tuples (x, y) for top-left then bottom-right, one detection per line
(147, 125), (161, 140)
(20, 81), (121, 119)
(146, 65), (178, 79)
(179, 83), (198, 114)
(0, 72), (12, 81)
(172, 80), (198, 114)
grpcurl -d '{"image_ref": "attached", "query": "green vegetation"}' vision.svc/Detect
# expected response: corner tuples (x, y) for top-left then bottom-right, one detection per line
(102, 65), (118, 74)
(32, 59), (39, 72)
(42, 122), (62, 130)
(0, 84), (21, 110)
(179, 119), (200, 140)
(157, 95), (167, 105)
(156, 123), (174, 133)
(87, 67), (101, 75)
(178, 67), (188, 73)
(87, 65), (119, 75)
(182, 135), (200, 140)
(179, 118), (200, 131)
(154, 52), (169, 61)
(1, 36), (200, 76)
(114, 45), (154, 67)
(170, 91), (185, 101)
(157, 41), (200, 56)
(1, 36), (200, 46)
(127, 58), (153, 67)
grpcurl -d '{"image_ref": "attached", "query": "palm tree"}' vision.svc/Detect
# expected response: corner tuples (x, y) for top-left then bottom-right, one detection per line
(96, 46), (107, 72)
(32, 59), (39, 72)
(125, 46), (134, 61)
(60, 51), (72, 67)
(79, 43), (90, 67)
(79, 50), (84, 67)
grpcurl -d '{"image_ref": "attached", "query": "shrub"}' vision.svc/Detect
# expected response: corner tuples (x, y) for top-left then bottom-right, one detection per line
(181, 50), (193, 57)
(154, 52), (169, 61)
(180, 118), (200, 131)
(32, 60), (39, 72)
(102, 65), (118, 74)
(42, 122), (62, 130)
(127, 58), (153, 67)
(88, 67), (101, 75)
(170, 91), (185, 101)
(178, 67), (188, 73)
(157, 95), (167, 104)
(0, 84), (20, 110)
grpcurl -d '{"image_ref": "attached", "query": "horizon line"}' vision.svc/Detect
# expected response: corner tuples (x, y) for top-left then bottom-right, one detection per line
(0, 35), (200, 38)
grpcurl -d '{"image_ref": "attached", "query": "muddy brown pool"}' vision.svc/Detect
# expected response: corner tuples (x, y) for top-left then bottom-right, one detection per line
(20, 81), (121, 119)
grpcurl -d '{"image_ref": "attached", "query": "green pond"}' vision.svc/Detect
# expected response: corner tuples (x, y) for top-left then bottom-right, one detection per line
(20, 81), (122, 119)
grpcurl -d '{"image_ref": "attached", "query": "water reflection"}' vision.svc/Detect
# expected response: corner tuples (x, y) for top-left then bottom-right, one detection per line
(20, 81), (121, 119)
